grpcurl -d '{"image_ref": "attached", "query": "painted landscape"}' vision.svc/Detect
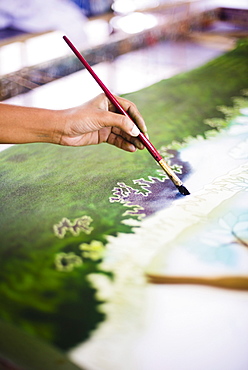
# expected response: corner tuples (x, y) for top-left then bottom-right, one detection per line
(0, 39), (247, 351)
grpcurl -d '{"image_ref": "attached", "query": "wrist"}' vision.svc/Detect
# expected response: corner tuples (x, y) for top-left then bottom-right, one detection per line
(30, 108), (67, 145)
(49, 110), (67, 145)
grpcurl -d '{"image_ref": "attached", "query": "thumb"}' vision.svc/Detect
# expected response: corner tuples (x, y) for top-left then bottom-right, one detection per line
(98, 110), (140, 137)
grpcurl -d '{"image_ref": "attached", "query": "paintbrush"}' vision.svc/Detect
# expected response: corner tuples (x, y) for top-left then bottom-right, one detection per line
(63, 35), (190, 195)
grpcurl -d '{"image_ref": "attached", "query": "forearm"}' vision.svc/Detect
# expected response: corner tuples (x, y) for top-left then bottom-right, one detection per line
(0, 103), (64, 144)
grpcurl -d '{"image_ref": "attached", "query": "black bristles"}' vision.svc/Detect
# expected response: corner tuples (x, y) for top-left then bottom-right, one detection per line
(177, 185), (190, 196)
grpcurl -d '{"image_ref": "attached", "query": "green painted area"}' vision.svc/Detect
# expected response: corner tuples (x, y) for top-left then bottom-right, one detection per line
(124, 39), (248, 146)
(0, 39), (248, 351)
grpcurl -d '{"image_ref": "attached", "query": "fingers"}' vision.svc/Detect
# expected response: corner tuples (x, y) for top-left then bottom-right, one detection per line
(96, 109), (141, 139)
(98, 125), (144, 151)
(111, 126), (144, 150)
(86, 94), (147, 139)
(109, 95), (148, 135)
(107, 131), (137, 152)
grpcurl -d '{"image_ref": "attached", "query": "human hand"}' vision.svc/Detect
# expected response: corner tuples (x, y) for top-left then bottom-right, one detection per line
(58, 94), (147, 152)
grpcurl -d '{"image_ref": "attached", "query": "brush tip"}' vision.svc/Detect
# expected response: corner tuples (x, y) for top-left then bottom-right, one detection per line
(177, 185), (190, 196)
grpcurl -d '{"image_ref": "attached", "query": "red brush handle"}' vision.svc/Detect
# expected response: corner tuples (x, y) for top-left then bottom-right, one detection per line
(63, 36), (162, 162)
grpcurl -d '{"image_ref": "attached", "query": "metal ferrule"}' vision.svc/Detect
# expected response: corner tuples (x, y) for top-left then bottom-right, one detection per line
(158, 158), (183, 187)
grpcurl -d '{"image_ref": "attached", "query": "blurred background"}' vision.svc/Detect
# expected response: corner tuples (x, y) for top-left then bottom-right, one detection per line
(0, 0), (247, 112)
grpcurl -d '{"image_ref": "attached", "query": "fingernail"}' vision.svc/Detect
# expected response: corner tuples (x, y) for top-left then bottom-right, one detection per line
(131, 125), (140, 137)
